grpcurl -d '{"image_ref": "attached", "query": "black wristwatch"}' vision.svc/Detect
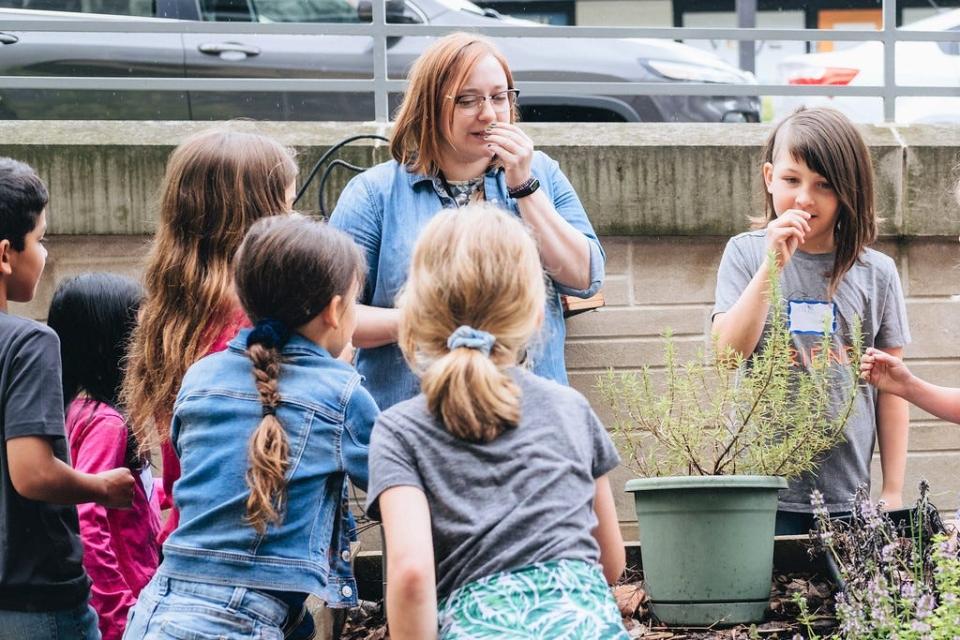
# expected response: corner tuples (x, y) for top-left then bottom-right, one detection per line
(508, 177), (540, 199)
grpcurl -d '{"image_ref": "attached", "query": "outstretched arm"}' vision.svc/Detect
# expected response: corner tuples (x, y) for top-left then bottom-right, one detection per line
(7, 436), (134, 507)
(863, 347), (960, 424)
(381, 486), (438, 640)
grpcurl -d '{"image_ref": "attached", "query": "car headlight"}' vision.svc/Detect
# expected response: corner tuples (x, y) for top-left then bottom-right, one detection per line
(646, 59), (756, 84)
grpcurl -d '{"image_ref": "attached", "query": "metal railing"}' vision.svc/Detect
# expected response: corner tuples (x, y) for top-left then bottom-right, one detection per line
(3, 0), (960, 122)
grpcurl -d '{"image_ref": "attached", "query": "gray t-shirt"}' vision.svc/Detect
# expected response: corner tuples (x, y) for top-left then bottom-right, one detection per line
(0, 312), (89, 611)
(713, 231), (911, 513)
(365, 367), (620, 600)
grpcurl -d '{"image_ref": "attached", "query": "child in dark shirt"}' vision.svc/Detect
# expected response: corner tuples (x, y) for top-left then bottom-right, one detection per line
(0, 157), (134, 640)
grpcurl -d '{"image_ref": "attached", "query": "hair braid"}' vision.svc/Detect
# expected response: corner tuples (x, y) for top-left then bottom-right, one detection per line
(234, 215), (365, 534)
(245, 342), (289, 534)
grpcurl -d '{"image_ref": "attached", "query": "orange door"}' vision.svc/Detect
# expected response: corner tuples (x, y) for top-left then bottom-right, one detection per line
(818, 9), (882, 52)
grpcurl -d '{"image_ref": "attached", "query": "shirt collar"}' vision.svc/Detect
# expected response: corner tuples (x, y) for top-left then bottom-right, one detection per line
(406, 169), (433, 187)
(404, 163), (502, 187)
(229, 328), (335, 360)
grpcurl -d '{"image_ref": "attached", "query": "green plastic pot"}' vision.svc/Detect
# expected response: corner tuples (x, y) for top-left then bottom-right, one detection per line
(625, 475), (788, 626)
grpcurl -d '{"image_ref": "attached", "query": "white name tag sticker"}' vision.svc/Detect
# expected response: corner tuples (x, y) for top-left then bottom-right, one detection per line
(787, 300), (837, 335)
(139, 464), (155, 501)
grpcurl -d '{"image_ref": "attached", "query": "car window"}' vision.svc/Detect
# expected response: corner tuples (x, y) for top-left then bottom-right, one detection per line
(0, 0), (152, 14)
(198, 0), (253, 21)
(197, 0), (358, 22)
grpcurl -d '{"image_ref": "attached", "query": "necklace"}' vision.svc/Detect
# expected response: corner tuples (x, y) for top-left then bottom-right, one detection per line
(443, 175), (485, 208)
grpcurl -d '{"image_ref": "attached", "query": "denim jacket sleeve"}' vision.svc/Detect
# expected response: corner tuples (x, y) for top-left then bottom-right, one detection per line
(330, 174), (382, 305)
(542, 154), (606, 299)
(341, 383), (378, 492)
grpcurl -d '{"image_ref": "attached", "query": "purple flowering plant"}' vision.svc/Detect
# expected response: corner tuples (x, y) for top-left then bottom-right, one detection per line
(796, 482), (959, 639)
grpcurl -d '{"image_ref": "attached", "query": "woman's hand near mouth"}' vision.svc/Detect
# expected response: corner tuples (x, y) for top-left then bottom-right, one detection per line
(483, 122), (534, 187)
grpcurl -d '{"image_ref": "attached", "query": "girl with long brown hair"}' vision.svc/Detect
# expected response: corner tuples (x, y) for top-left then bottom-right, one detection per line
(124, 215), (376, 640)
(121, 127), (298, 546)
(365, 205), (626, 640)
(712, 107), (911, 534)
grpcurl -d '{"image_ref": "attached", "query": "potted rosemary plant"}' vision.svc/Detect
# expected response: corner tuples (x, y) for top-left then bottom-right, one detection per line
(597, 256), (863, 626)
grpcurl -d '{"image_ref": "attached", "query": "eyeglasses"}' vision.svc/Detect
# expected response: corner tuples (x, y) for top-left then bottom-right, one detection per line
(449, 89), (520, 115)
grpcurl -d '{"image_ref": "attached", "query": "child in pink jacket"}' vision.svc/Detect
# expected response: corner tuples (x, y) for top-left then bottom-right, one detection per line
(48, 273), (161, 640)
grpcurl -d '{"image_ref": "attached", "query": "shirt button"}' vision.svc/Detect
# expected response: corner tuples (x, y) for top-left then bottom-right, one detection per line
(341, 550), (351, 562)
(341, 585), (353, 598)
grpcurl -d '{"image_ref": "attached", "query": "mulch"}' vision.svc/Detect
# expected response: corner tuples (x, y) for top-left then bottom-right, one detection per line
(339, 571), (839, 639)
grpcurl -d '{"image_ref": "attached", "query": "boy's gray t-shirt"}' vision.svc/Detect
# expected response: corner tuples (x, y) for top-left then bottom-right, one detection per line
(712, 230), (911, 513)
(365, 367), (620, 600)
(0, 312), (89, 610)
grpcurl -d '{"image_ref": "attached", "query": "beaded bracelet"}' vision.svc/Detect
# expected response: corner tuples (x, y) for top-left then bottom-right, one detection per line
(507, 176), (540, 199)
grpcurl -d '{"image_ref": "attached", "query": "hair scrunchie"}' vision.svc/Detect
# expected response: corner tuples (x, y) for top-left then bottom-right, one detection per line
(247, 318), (292, 350)
(446, 325), (496, 356)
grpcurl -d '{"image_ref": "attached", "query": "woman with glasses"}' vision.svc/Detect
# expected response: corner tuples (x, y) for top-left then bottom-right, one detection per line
(330, 31), (605, 412)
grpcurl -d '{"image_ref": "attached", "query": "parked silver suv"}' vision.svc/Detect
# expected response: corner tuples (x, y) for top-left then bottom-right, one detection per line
(0, 0), (761, 122)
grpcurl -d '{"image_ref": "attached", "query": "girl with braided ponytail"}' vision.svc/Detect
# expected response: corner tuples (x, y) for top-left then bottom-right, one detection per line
(124, 215), (377, 640)
(365, 204), (627, 640)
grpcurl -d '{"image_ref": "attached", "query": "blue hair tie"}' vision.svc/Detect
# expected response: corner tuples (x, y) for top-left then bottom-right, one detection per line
(447, 325), (496, 356)
(247, 318), (292, 350)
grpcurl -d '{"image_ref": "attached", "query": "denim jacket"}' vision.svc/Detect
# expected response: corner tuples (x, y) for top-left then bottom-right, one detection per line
(330, 151), (605, 410)
(159, 330), (378, 602)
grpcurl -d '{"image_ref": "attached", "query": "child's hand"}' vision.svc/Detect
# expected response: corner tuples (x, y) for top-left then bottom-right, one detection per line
(766, 209), (811, 266)
(97, 467), (136, 508)
(861, 347), (913, 396)
(879, 490), (904, 510)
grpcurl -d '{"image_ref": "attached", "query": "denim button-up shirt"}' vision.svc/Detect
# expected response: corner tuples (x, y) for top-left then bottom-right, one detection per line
(330, 151), (605, 410)
(159, 330), (378, 600)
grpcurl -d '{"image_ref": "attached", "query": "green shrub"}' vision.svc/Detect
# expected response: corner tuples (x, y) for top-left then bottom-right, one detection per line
(597, 254), (862, 479)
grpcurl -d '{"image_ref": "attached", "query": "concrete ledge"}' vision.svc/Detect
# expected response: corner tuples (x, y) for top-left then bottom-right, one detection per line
(1, 121), (958, 237)
(352, 538), (828, 601)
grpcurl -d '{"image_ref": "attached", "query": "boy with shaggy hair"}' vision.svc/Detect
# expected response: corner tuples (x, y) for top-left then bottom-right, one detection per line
(0, 157), (134, 640)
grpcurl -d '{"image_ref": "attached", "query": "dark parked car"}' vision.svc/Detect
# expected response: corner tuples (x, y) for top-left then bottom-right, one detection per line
(0, 0), (761, 122)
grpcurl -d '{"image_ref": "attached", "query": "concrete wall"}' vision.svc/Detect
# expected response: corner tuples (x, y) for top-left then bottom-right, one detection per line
(4, 121), (959, 531)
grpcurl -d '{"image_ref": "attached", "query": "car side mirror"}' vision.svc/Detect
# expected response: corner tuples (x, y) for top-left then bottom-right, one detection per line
(357, 0), (419, 23)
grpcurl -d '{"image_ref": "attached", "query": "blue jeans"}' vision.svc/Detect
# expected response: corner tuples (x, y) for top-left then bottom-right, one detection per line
(0, 601), (100, 640)
(122, 575), (287, 640)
